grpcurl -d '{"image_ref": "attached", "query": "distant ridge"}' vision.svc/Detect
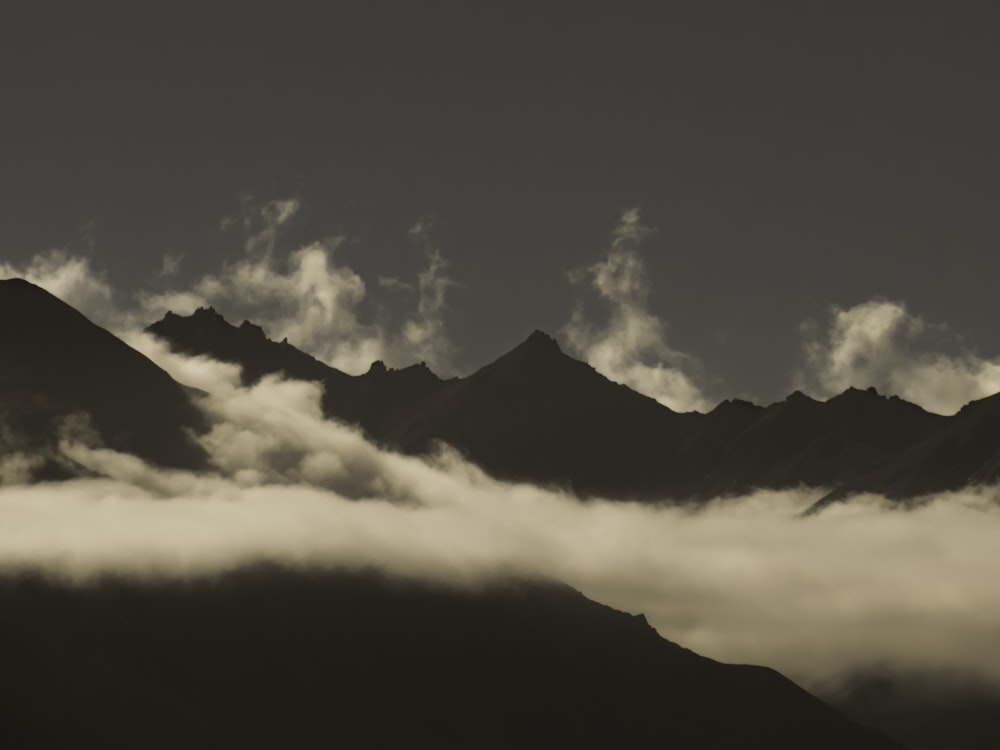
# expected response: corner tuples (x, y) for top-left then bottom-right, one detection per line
(147, 307), (1000, 505)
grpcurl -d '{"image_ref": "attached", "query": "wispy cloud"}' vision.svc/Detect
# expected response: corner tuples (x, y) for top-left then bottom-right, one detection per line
(399, 217), (456, 370)
(796, 299), (1000, 414)
(1, 198), (458, 375)
(563, 209), (713, 412)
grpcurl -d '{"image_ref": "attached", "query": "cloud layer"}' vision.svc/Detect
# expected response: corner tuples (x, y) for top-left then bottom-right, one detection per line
(797, 299), (1000, 414)
(564, 209), (713, 412)
(2, 341), (999, 696)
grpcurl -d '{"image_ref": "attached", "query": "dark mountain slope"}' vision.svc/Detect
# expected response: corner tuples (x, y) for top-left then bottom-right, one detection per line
(379, 331), (697, 496)
(0, 279), (207, 475)
(692, 387), (944, 498)
(0, 568), (900, 750)
(813, 391), (1000, 509)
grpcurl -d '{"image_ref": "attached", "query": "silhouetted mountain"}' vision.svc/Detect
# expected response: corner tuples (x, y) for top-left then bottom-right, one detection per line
(0, 279), (207, 476)
(147, 307), (450, 430)
(378, 330), (697, 495)
(812, 390), (1000, 509)
(0, 568), (900, 750)
(694, 386), (944, 502)
(148, 309), (996, 503)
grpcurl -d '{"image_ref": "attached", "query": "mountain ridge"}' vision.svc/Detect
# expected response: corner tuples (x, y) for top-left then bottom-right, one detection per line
(2, 277), (997, 504)
(147, 305), (999, 504)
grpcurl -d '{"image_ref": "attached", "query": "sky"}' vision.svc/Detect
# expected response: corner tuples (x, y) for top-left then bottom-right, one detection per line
(3, 3), (1000, 410)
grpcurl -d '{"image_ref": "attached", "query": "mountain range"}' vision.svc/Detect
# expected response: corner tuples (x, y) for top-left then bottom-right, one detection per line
(4, 276), (996, 505)
(148, 303), (1000, 507)
(6, 276), (999, 747)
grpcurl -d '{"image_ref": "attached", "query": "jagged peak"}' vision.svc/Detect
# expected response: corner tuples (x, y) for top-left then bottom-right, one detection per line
(238, 319), (267, 338)
(827, 387), (932, 411)
(192, 305), (221, 317)
(367, 360), (388, 375)
(841, 385), (880, 396)
(785, 390), (820, 405)
(523, 329), (561, 351)
(148, 306), (231, 336)
(710, 397), (762, 414)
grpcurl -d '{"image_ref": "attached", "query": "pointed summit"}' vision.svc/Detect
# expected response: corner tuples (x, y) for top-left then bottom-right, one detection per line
(523, 329), (561, 352)
(785, 390), (820, 405)
(493, 330), (568, 372)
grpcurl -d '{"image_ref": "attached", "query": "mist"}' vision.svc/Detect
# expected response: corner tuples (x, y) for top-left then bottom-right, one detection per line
(2, 339), (999, 697)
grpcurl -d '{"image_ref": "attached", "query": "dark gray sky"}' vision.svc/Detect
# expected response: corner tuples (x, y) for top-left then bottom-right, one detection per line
(3, 3), (999, 407)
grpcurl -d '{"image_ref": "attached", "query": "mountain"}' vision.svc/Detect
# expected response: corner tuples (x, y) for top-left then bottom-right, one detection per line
(0, 567), (900, 750)
(147, 308), (998, 504)
(812, 390), (1000, 509)
(0, 279), (208, 476)
(148, 307), (451, 431)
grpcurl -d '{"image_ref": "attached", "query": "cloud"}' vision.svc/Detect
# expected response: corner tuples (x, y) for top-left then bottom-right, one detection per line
(1, 197), (458, 375)
(3, 344), (1000, 698)
(563, 209), (713, 413)
(796, 299), (1000, 414)
(400, 218), (456, 370)
(159, 253), (182, 279)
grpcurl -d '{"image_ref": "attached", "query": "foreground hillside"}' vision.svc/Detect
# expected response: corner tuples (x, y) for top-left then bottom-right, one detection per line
(0, 568), (899, 750)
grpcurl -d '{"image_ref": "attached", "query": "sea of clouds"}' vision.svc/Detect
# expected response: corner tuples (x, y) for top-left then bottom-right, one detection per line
(1, 336), (999, 696)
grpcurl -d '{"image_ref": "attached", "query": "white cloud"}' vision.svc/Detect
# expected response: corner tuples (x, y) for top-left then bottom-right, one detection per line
(1, 198), (457, 375)
(797, 299), (1000, 414)
(159, 253), (182, 279)
(399, 218), (456, 370)
(563, 209), (713, 413)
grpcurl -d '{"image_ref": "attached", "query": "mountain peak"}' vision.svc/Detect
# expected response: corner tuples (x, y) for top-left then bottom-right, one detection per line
(0, 277), (69, 309)
(190, 305), (225, 320)
(238, 320), (267, 339)
(0, 276), (35, 288)
(710, 398), (762, 415)
(785, 390), (820, 405)
(841, 385), (880, 397)
(521, 329), (562, 353)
